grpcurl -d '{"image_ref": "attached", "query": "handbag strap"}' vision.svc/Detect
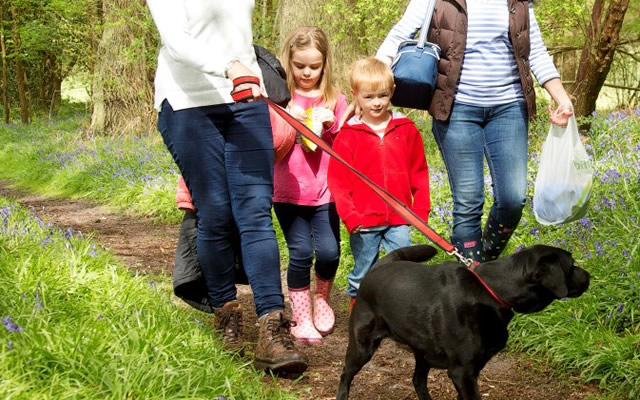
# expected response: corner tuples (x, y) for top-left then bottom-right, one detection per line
(416, 0), (438, 49)
(264, 98), (475, 268)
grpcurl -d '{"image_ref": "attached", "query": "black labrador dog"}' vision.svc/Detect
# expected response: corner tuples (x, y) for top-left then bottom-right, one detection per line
(336, 244), (590, 400)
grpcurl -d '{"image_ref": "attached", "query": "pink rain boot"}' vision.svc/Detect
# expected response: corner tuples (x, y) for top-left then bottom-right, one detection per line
(313, 275), (335, 335)
(288, 287), (323, 344)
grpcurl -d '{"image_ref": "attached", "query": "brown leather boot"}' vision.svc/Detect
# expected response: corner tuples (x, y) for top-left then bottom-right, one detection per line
(254, 310), (308, 374)
(213, 300), (244, 355)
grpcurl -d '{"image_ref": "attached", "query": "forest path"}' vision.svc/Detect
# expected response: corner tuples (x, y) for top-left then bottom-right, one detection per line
(0, 182), (605, 400)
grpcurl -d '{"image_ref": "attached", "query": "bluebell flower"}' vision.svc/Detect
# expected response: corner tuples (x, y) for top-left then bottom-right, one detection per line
(579, 218), (592, 230)
(2, 316), (24, 333)
(529, 227), (540, 238)
(617, 304), (624, 314)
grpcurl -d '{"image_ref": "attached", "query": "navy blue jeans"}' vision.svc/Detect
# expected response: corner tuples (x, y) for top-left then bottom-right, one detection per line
(432, 101), (528, 262)
(273, 202), (341, 290)
(157, 100), (282, 317)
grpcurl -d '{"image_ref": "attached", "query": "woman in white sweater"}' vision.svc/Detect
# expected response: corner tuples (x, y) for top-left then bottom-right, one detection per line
(147, 0), (307, 373)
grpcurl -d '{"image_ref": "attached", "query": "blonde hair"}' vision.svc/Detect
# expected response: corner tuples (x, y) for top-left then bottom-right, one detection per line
(349, 57), (395, 94)
(281, 26), (339, 111)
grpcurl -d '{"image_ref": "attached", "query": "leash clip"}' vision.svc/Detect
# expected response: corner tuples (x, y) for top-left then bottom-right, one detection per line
(447, 247), (475, 269)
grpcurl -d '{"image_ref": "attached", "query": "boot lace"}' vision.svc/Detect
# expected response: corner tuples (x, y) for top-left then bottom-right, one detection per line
(267, 315), (296, 350)
(217, 310), (242, 343)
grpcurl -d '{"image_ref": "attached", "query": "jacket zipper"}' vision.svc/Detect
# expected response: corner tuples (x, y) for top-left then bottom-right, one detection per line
(381, 127), (389, 223)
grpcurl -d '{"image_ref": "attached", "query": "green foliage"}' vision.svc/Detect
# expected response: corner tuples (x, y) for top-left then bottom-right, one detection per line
(252, 0), (281, 52)
(321, 0), (409, 54)
(533, 0), (589, 47)
(0, 196), (298, 399)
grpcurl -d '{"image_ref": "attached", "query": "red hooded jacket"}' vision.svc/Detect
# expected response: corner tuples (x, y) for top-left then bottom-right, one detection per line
(327, 112), (430, 233)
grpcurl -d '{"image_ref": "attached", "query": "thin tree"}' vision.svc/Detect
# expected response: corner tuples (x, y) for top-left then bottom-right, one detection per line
(9, 2), (28, 123)
(0, 0), (9, 123)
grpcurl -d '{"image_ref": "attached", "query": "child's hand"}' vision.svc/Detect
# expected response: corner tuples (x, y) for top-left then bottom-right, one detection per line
(297, 133), (314, 152)
(350, 225), (362, 234)
(314, 107), (335, 127)
(288, 105), (308, 122)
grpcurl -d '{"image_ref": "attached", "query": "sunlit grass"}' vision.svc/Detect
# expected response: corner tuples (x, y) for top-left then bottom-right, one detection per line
(0, 196), (298, 399)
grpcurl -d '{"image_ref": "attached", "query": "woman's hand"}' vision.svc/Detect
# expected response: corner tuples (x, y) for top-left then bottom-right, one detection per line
(227, 60), (264, 101)
(338, 102), (361, 130)
(548, 102), (573, 127)
(542, 78), (574, 127)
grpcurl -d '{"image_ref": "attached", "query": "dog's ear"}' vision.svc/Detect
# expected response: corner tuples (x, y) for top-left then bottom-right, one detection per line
(526, 252), (569, 298)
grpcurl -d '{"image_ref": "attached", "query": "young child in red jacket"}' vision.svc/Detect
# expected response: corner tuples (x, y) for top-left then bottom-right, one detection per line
(327, 57), (430, 311)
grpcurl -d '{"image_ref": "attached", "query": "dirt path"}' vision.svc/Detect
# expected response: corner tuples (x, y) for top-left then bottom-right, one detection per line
(0, 182), (607, 400)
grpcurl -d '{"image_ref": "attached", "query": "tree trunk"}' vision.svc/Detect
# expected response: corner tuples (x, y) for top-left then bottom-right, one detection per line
(39, 53), (62, 116)
(0, 2), (9, 123)
(9, 4), (29, 124)
(89, 0), (155, 135)
(570, 0), (631, 118)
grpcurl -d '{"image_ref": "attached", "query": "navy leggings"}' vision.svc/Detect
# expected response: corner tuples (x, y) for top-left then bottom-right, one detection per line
(157, 99), (283, 317)
(274, 203), (341, 289)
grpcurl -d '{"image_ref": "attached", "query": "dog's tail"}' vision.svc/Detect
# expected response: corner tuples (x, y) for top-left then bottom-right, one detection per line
(374, 244), (438, 269)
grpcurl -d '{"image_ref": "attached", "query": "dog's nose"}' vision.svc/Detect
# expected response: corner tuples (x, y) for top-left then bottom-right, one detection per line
(567, 269), (590, 297)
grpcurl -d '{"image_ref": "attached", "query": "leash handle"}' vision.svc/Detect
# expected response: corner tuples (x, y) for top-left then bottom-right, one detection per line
(231, 76), (261, 103)
(264, 98), (474, 266)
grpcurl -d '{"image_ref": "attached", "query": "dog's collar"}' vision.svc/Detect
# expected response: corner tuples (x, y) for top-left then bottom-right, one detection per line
(467, 268), (513, 309)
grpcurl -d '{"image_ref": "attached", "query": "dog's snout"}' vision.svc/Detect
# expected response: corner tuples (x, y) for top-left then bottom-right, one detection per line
(567, 267), (590, 297)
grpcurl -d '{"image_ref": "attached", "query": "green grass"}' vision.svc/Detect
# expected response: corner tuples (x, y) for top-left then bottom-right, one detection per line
(0, 196), (298, 399)
(1, 102), (640, 398)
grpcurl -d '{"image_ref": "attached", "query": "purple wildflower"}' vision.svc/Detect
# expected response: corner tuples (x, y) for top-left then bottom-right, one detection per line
(617, 304), (624, 314)
(529, 227), (540, 238)
(2, 316), (24, 333)
(579, 218), (592, 230)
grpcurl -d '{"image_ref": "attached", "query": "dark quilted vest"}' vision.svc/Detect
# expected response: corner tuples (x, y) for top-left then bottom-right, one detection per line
(427, 0), (536, 121)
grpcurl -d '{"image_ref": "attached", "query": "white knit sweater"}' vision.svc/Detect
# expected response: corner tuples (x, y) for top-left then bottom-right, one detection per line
(147, 0), (263, 110)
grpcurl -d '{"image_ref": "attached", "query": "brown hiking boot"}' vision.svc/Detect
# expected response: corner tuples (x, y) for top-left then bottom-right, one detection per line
(254, 310), (308, 374)
(213, 300), (244, 355)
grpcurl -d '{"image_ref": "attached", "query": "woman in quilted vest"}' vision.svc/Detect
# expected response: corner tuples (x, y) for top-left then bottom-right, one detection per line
(377, 0), (573, 263)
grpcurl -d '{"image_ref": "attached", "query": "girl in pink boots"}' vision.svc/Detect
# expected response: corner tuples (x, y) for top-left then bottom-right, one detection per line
(274, 26), (348, 344)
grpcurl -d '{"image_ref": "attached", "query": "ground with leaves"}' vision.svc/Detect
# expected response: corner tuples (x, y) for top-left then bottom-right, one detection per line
(0, 183), (608, 400)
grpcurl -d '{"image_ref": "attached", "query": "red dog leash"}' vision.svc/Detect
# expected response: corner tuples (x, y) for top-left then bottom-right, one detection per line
(231, 77), (518, 309)
(231, 77), (473, 269)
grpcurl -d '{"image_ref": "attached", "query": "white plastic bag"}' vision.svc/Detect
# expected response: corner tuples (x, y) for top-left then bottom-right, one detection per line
(533, 115), (593, 225)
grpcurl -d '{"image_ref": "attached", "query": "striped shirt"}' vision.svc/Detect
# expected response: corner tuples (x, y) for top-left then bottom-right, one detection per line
(376, 0), (560, 107)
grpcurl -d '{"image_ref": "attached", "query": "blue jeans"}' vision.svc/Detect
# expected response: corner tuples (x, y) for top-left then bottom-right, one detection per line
(274, 203), (341, 290)
(157, 100), (282, 317)
(347, 225), (411, 297)
(432, 101), (528, 261)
